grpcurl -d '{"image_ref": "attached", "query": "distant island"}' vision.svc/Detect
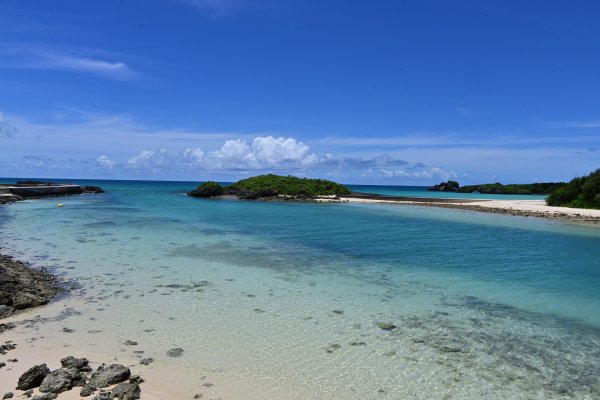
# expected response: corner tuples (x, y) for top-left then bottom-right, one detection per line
(428, 180), (566, 195)
(188, 174), (352, 200)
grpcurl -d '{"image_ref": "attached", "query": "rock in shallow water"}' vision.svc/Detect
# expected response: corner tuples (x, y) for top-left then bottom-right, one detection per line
(39, 370), (73, 394)
(376, 322), (397, 331)
(89, 364), (131, 388)
(16, 364), (51, 390)
(166, 347), (184, 357)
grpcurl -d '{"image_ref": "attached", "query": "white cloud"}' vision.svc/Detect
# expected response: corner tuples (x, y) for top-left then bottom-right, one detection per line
(183, 147), (205, 165)
(128, 149), (171, 172)
(178, 136), (318, 171)
(2, 109), (598, 183)
(0, 112), (18, 138)
(0, 43), (137, 80)
(367, 167), (458, 181)
(96, 155), (115, 170)
(40, 54), (136, 80)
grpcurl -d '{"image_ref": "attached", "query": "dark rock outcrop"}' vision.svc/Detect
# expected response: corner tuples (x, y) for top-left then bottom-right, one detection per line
(428, 180), (460, 192)
(235, 189), (258, 200)
(80, 384), (96, 397)
(81, 186), (105, 194)
(112, 382), (141, 400)
(0, 254), (62, 319)
(31, 394), (57, 400)
(89, 364), (131, 388)
(0, 181), (105, 201)
(188, 181), (224, 198)
(39, 370), (73, 394)
(92, 392), (112, 400)
(17, 364), (51, 390)
(60, 356), (91, 372)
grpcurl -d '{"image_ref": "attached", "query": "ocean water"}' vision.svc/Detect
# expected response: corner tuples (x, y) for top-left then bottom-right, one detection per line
(1, 180), (599, 399)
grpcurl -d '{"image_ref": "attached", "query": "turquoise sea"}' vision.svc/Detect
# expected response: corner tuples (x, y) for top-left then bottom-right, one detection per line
(1, 179), (599, 399)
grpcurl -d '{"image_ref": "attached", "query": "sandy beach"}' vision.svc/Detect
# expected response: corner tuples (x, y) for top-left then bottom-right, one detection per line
(336, 196), (600, 224)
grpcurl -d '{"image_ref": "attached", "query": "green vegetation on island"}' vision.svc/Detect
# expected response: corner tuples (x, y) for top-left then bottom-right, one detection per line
(546, 168), (600, 209)
(187, 174), (352, 199)
(187, 181), (224, 198)
(428, 181), (566, 195)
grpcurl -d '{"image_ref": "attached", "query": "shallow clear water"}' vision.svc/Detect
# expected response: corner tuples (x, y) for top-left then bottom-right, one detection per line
(0, 180), (599, 399)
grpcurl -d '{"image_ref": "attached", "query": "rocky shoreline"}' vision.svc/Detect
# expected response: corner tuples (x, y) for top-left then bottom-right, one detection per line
(0, 182), (104, 205)
(0, 252), (154, 400)
(0, 254), (63, 319)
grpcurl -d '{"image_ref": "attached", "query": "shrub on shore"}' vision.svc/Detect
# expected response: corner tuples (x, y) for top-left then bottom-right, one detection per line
(547, 169), (600, 209)
(188, 181), (224, 198)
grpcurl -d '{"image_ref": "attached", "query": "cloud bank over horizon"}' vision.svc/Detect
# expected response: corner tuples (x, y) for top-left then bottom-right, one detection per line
(1, 109), (597, 185)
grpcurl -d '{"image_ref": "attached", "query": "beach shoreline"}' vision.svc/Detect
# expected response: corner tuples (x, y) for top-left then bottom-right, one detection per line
(333, 195), (600, 224)
(0, 252), (181, 400)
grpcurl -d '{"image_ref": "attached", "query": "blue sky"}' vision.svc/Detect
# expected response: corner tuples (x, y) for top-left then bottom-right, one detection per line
(1, 0), (599, 184)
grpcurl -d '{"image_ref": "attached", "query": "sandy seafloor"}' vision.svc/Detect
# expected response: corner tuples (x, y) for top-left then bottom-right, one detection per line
(1, 184), (600, 399)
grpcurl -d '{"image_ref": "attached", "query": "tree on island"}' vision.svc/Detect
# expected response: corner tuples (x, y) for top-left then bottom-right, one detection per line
(546, 168), (600, 209)
(188, 181), (224, 198)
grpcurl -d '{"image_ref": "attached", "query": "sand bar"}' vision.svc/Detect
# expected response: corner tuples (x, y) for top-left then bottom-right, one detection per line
(336, 195), (600, 224)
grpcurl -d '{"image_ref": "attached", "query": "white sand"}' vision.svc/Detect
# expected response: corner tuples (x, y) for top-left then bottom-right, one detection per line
(465, 199), (600, 218)
(336, 197), (600, 222)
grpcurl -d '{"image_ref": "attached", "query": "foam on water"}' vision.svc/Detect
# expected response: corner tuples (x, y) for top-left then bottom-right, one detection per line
(0, 180), (599, 399)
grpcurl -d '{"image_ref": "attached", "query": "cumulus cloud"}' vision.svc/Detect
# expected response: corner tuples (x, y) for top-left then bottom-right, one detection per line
(115, 136), (442, 181)
(180, 136), (318, 171)
(96, 155), (115, 170)
(127, 149), (171, 172)
(0, 112), (18, 138)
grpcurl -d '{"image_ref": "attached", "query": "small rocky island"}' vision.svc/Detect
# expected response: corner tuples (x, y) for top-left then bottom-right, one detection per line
(0, 181), (105, 204)
(188, 174), (352, 200)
